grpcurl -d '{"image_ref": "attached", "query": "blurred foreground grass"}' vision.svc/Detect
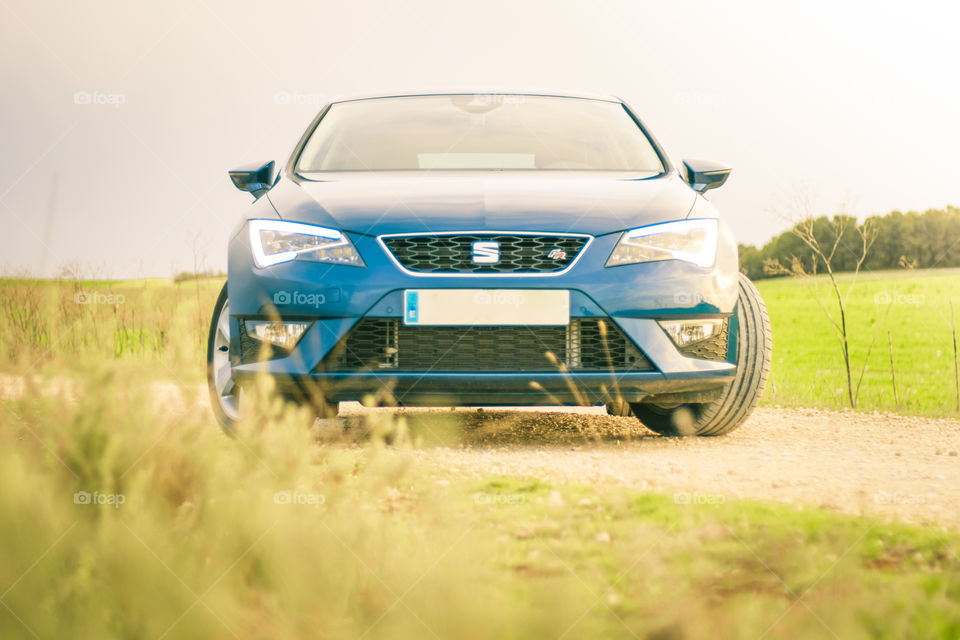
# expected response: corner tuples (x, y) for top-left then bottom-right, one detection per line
(1, 370), (958, 639)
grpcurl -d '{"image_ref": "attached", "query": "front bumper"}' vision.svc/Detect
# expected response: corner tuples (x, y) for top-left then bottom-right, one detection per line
(227, 222), (740, 406)
(232, 315), (736, 405)
(233, 369), (734, 406)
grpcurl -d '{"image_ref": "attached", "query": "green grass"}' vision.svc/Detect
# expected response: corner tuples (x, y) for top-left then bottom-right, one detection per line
(1, 371), (958, 639)
(757, 268), (960, 415)
(0, 277), (222, 380)
(2, 270), (959, 415)
(1, 275), (958, 637)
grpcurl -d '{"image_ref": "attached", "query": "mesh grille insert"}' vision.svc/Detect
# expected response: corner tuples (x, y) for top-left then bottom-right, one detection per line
(382, 234), (588, 273)
(318, 319), (654, 372)
(679, 319), (730, 361)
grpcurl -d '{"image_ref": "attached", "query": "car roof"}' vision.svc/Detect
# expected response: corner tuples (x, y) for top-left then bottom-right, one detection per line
(328, 88), (622, 104)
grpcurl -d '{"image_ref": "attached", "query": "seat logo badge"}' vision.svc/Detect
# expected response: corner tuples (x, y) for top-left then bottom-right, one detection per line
(471, 240), (500, 264)
(547, 247), (567, 261)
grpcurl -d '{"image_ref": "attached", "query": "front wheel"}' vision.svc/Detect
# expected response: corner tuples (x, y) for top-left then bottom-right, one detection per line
(611, 273), (772, 436)
(207, 283), (241, 432)
(206, 283), (339, 433)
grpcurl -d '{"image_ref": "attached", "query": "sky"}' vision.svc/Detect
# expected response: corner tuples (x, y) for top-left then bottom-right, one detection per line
(2, 0), (958, 278)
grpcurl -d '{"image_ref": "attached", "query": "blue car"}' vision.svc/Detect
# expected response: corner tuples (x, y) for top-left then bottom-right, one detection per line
(207, 91), (772, 436)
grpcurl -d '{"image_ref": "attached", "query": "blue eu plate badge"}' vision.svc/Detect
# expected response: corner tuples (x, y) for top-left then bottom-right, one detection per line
(405, 291), (419, 323)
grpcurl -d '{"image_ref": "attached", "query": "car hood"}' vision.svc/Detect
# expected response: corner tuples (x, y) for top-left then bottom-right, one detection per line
(268, 171), (698, 237)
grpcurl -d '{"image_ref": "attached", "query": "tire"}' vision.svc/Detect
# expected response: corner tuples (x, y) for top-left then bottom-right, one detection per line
(206, 283), (338, 433)
(613, 273), (772, 436)
(207, 283), (241, 433)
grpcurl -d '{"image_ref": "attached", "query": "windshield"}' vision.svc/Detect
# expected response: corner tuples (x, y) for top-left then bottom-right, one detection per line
(295, 95), (665, 174)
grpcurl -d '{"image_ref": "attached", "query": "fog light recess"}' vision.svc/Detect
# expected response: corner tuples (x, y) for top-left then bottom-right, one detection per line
(244, 321), (310, 350)
(659, 318), (724, 347)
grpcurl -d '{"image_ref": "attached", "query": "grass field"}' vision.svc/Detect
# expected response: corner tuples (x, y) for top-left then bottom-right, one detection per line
(1, 373), (958, 639)
(1, 275), (959, 637)
(0, 277), (220, 382)
(2, 269), (959, 416)
(757, 268), (960, 416)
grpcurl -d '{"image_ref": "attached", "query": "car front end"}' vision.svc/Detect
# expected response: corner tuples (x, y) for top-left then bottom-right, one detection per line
(209, 91), (770, 436)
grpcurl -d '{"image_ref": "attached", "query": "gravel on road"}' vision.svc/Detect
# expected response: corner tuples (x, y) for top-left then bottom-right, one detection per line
(4, 372), (957, 528)
(351, 405), (960, 528)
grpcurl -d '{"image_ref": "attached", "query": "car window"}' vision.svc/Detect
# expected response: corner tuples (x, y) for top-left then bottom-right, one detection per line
(296, 95), (665, 173)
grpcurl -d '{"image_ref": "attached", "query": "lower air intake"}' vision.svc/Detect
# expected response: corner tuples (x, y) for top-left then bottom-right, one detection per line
(318, 319), (654, 372)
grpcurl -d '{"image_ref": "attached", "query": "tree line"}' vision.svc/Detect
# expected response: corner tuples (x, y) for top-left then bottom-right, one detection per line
(739, 205), (960, 279)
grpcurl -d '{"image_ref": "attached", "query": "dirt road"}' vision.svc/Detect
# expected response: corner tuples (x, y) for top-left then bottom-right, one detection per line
(356, 405), (960, 528)
(4, 374), (957, 527)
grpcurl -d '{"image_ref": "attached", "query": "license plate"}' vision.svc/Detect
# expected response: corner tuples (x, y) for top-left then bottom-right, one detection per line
(403, 289), (569, 326)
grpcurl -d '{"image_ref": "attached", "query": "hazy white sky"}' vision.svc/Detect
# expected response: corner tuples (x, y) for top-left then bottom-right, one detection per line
(2, 0), (958, 278)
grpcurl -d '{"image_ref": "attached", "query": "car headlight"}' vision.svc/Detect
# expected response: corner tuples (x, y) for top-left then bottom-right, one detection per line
(606, 219), (718, 268)
(248, 219), (365, 268)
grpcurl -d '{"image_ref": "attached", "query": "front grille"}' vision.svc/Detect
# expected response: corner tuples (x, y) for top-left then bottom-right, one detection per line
(318, 319), (654, 372)
(381, 234), (588, 274)
(679, 319), (729, 361)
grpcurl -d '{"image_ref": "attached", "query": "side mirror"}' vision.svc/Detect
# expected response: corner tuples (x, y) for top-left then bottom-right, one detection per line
(682, 159), (731, 194)
(228, 160), (276, 198)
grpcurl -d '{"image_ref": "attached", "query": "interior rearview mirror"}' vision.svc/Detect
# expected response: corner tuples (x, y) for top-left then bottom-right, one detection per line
(682, 159), (731, 194)
(228, 160), (276, 198)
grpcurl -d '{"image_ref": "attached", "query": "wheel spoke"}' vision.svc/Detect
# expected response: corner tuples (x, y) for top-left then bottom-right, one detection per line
(217, 312), (230, 342)
(208, 293), (242, 426)
(216, 361), (234, 396)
